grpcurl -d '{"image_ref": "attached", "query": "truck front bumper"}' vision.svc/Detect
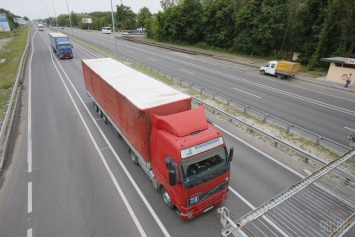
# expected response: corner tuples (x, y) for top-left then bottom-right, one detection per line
(179, 188), (229, 220)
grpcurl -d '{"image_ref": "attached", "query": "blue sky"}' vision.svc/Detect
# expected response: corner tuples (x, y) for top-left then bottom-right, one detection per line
(2, 0), (163, 20)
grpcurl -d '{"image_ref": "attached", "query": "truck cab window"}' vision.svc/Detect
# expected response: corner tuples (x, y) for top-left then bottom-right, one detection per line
(271, 64), (276, 68)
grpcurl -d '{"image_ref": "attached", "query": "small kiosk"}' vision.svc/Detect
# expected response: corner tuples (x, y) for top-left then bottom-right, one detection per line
(320, 57), (355, 86)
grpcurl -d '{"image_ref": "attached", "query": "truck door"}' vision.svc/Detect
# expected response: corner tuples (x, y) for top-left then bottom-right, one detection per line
(268, 62), (276, 75)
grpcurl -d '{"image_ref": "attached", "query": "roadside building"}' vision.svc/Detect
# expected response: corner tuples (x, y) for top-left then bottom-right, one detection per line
(320, 57), (355, 86)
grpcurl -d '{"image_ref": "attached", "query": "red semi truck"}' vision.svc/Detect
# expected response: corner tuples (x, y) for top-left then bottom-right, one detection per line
(81, 58), (233, 220)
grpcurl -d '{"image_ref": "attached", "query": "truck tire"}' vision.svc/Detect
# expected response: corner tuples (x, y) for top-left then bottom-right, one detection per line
(98, 110), (103, 118)
(277, 74), (283, 79)
(260, 70), (265, 75)
(103, 115), (108, 124)
(161, 187), (174, 209)
(129, 149), (139, 165)
(94, 103), (99, 112)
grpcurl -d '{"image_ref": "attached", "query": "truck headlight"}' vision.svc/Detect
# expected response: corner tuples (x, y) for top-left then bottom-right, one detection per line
(188, 196), (199, 206)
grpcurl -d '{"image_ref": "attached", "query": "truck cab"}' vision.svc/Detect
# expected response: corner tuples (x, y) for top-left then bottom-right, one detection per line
(260, 60), (277, 76)
(150, 106), (233, 220)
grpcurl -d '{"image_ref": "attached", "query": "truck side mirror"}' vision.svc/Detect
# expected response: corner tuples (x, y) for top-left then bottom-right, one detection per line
(228, 147), (234, 162)
(165, 157), (177, 186)
(169, 169), (176, 186)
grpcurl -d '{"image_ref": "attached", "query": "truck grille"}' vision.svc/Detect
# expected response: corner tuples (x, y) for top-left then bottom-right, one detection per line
(188, 181), (229, 207)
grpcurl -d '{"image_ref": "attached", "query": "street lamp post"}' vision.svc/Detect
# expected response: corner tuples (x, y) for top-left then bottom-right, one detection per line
(45, 5), (51, 26)
(65, 0), (74, 36)
(110, 0), (118, 56)
(52, 0), (58, 31)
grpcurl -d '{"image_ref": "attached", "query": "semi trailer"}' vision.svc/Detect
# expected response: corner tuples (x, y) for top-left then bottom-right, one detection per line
(81, 58), (234, 220)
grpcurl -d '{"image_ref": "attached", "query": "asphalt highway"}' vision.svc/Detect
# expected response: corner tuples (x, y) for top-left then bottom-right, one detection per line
(0, 27), (353, 237)
(65, 28), (355, 147)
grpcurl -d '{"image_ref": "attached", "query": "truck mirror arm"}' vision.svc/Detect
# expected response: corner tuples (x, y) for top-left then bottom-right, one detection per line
(228, 147), (234, 162)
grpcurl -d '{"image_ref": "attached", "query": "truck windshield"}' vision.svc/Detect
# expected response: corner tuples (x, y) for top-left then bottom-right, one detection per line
(58, 44), (73, 50)
(180, 147), (229, 189)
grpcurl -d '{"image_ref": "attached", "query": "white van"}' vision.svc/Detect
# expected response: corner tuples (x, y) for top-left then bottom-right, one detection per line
(102, 27), (111, 34)
(38, 24), (44, 31)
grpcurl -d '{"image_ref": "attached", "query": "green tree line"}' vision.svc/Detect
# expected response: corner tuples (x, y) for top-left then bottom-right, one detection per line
(148, 0), (355, 69)
(44, 4), (151, 32)
(38, 0), (354, 69)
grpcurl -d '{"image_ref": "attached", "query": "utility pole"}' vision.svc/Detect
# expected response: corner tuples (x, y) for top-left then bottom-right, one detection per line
(110, 0), (118, 56)
(65, 0), (74, 36)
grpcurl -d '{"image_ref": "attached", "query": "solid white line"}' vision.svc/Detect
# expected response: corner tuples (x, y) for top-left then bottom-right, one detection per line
(179, 69), (194, 74)
(148, 58), (157, 62)
(51, 42), (171, 237)
(28, 182), (32, 213)
(27, 228), (32, 237)
(344, 127), (355, 132)
(48, 51), (148, 237)
(216, 125), (305, 178)
(233, 88), (261, 98)
(27, 31), (37, 173)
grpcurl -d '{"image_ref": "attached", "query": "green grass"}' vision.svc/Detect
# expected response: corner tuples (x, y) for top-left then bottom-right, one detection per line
(0, 26), (29, 121)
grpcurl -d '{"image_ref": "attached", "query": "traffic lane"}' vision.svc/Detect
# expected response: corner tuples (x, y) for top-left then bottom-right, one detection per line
(150, 54), (353, 145)
(29, 33), (153, 237)
(45, 46), (172, 236)
(0, 32), (32, 236)
(77, 28), (355, 112)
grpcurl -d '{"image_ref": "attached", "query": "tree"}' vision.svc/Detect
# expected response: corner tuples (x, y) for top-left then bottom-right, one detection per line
(115, 4), (136, 30)
(291, 0), (328, 65)
(202, 0), (236, 49)
(233, 0), (291, 55)
(160, 0), (181, 10)
(137, 7), (152, 28)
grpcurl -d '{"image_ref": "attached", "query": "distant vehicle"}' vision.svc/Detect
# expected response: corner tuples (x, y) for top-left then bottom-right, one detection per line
(38, 24), (44, 31)
(121, 32), (129, 35)
(260, 60), (300, 79)
(48, 32), (73, 59)
(102, 27), (111, 34)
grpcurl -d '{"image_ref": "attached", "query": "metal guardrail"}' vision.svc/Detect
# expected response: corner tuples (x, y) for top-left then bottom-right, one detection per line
(218, 148), (355, 237)
(0, 27), (30, 171)
(69, 35), (355, 181)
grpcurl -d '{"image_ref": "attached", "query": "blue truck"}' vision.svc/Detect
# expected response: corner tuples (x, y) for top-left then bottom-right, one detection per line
(48, 32), (73, 59)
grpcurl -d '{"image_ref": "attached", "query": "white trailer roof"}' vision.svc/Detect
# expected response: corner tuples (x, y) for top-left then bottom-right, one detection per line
(48, 32), (68, 38)
(83, 58), (191, 109)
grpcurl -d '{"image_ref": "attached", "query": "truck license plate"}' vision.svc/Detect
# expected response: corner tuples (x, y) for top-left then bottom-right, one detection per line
(203, 206), (214, 213)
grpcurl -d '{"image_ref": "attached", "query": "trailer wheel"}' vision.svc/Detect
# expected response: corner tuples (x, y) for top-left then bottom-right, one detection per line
(103, 115), (108, 124)
(98, 110), (103, 118)
(161, 187), (174, 209)
(129, 149), (139, 165)
(94, 104), (99, 112)
(260, 70), (265, 75)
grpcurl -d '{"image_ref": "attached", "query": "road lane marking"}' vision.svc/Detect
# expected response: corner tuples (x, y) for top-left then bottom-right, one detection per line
(228, 187), (289, 237)
(179, 69), (194, 74)
(345, 127), (355, 132)
(28, 182), (32, 213)
(148, 58), (157, 61)
(48, 52), (149, 237)
(233, 88), (261, 98)
(49, 46), (171, 237)
(27, 228), (32, 237)
(27, 31), (37, 173)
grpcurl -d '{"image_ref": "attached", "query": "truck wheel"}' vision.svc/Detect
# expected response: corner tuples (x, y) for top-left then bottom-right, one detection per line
(94, 104), (99, 112)
(103, 115), (108, 124)
(98, 110), (103, 118)
(260, 70), (265, 75)
(161, 187), (174, 209)
(277, 74), (283, 79)
(129, 149), (139, 165)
